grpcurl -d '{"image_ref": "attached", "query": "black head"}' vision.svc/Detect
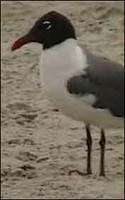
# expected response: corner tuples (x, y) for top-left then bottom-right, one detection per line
(11, 11), (76, 51)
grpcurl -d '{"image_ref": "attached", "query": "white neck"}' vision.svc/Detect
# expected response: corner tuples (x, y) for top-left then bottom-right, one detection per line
(39, 38), (87, 85)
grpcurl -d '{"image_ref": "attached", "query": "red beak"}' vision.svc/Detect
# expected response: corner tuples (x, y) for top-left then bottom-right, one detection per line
(11, 34), (31, 51)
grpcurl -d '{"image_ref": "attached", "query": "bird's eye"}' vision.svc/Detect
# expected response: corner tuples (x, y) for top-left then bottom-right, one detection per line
(43, 21), (52, 30)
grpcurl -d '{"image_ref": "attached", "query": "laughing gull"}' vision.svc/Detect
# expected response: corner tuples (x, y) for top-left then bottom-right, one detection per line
(11, 11), (124, 176)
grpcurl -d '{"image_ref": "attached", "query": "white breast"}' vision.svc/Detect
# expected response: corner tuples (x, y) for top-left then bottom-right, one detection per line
(38, 39), (124, 129)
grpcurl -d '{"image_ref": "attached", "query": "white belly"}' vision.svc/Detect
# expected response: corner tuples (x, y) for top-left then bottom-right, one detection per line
(44, 81), (123, 129)
(39, 39), (124, 129)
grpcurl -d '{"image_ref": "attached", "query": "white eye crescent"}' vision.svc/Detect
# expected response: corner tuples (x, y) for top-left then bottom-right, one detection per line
(43, 21), (52, 30)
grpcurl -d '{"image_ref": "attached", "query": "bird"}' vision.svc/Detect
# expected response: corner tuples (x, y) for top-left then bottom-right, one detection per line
(11, 11), (124, 176)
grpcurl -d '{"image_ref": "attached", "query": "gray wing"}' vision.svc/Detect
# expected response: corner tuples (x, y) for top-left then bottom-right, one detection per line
(67, 49), (124, 117)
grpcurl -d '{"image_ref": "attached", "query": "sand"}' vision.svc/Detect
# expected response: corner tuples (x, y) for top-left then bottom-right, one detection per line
(1, 1), (124, 199)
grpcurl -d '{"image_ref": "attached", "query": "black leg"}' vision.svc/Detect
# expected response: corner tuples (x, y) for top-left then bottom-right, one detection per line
(99, 129), (106, 176)
(68, 124), (92, 176)
(85, 124), (92, 174)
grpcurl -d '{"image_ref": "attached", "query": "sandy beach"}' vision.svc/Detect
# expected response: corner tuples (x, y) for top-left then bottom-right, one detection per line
(1, 1), (124, 199)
